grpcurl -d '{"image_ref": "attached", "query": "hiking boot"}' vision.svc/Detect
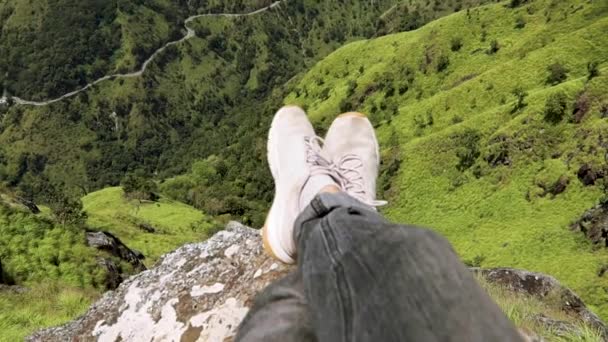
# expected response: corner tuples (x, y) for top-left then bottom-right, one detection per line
(263, 106), (337, 264)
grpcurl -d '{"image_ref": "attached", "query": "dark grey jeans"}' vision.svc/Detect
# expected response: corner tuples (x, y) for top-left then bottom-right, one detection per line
(236, 192), (522, 341)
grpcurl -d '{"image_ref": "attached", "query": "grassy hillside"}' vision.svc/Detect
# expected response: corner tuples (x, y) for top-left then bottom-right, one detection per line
(286, 0), (608, 317)
(82, 187), (215, 264)
(0, 284), (98, 342)
(0, 186), (211, 340)
(0, 198), (105, 341)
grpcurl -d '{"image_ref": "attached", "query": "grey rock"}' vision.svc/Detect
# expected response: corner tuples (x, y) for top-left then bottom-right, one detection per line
(473, 267), (608, 338)
(571, 202), (608, 247)
(85, 231), (146, 271)
(97, 258), (124, 290)
(14, 196), (40, 214)
(29, 222), (291, 342)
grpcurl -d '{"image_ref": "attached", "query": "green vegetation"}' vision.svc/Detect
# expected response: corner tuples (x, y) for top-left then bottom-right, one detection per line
(285, 0), (608, 319)
(82, 187), (215, 264)
(0, 185), (212, 339)
(0, 284), (98, 342)
(0, 0), (278, 101)
(0, 203), (105, 287)
(0, 0), (471, 228)
(478, 277), (603, 341)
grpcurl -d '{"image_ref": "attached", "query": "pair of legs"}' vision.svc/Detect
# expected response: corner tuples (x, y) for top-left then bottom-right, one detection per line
(237, 107), (522, 341)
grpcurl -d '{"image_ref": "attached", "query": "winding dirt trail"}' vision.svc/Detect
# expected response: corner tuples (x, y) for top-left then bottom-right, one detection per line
(6, 0), (285, 107)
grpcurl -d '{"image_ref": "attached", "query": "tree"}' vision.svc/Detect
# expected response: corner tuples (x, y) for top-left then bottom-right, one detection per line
(50, 194), (87, 226)
(122, 170), (158, 201)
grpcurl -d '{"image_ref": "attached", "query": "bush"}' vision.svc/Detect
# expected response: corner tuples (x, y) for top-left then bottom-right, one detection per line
(511, 86), (528, 112)
(544, 92), (568, 123)
(121, 170), (158, 201)
(515, 16), (526, 29)
(588, 61), (600, 80)
(546, 62), (569, 85)
(508, 0), (530, 8)
(452, 129), (481, 171)
(49, 194), (87, 226)
(450, 37), (463, 52)
(437, 55), (450, 72)
(488, 39), (500, 54)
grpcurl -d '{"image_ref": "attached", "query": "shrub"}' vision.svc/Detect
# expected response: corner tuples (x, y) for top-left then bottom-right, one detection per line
(121, 170), (158, 201)
(488, 39), (500, 54)
(544, 92), (568, 123)
(508, 0), (530, 8)
(587, 61), (600, 80)
(437, 55), (450, 72)
(515, 16), (526, 29)
(511, 86), (528, 112)
(49, 195), (87, 226)
(450, 37), (463, 52)
(453, 129), (481, 171)
(546, 62), (569, 85)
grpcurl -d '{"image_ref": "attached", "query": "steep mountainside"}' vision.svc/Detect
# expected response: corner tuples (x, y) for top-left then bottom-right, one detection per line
(0, 0), (281, 101)
(286, 0), (608, 317)
(0, 0), (488, 227)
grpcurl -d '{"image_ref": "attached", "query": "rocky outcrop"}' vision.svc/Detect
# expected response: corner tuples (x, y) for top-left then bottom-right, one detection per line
(86, 231), (146, 269)
(30, 222), (291, 341)
(571, 201), (608, 247)
(473, 268), (608, 337)
(577, 164), (605, 186)
(30, 222), (607, 341)
(85, 231), (147, 289)
(14, 196), (40, 214)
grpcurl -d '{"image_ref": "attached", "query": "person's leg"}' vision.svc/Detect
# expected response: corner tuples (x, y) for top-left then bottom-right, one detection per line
(238, 107), (521, 341)
(295, 190), (523, 342)
(235, 271), (316, 342)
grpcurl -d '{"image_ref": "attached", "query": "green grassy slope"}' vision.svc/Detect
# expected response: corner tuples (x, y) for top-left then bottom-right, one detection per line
(0, 198), (106, 341)
(82, 187), (215, 264)
(286, 0), (608, 317)
(0, 185), (211, 340)
(0, 284), (98, 342)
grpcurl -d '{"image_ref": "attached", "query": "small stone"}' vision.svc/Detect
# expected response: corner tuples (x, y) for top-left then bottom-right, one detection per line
(253, 269), (262, 279)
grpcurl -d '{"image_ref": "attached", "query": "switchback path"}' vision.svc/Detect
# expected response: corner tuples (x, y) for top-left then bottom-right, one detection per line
(5, 0), (285, 107)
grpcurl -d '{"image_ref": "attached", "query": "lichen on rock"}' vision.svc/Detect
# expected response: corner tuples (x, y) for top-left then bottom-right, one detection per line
(28, 222), (291, 342)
